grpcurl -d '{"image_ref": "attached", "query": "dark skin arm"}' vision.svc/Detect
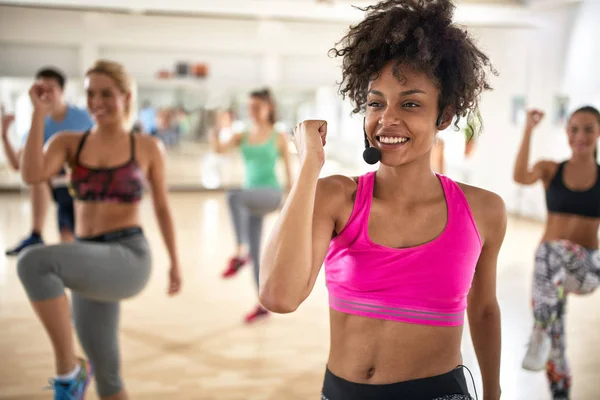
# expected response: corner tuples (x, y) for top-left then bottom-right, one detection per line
(465, 188), (507, 400)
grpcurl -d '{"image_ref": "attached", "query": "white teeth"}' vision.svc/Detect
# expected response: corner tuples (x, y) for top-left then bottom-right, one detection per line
(378, 136), (408, 144)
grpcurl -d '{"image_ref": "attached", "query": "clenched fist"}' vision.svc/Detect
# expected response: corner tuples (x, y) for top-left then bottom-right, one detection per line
(28, 82), (54, 113)
(292, 120), (327, 168)
(525, 109), (545, 131)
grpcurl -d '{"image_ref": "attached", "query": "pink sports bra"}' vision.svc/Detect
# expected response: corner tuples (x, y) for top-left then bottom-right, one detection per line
(324, 171), (482, 327)
(69, 131), (145, 203)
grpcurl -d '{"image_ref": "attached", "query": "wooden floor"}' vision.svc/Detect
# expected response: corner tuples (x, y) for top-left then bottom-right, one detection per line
(0, 192), (599, 399)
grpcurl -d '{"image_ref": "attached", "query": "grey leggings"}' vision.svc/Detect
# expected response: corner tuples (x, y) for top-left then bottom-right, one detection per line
(227, 187), (282, 287)
(16, 230), (151, 397)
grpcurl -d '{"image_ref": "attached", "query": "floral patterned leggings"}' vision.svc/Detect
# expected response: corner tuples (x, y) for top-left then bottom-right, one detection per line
(532, 240), (600, 399)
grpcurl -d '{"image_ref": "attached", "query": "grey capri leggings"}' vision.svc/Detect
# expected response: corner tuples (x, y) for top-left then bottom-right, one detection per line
(16, 227), (151, 397)
(227, 187), (282, 287)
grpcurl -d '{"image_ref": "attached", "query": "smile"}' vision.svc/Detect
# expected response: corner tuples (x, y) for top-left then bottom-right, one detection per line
(376, 135), (410, 146)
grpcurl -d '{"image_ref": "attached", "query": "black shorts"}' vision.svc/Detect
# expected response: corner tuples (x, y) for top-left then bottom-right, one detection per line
(52, 186), (75, 233)
(321, 367), (473, 400)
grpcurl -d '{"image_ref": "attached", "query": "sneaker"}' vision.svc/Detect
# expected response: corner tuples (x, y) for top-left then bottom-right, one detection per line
(222, 256), (249, 278)
(5, 234), (44, 256)
(244, 305), (269, 324)
(522, 327), (552, 371)
(48, 358), (93, 400)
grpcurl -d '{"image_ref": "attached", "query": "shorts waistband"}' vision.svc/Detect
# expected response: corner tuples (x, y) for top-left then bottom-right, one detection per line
(77, 227), (143, 243)
(322, 366), (472, 400)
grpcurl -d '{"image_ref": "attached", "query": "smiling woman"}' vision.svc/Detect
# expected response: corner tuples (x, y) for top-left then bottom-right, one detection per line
(514, 106), (600, 399)
(259, 1), (507, 399)
(17, 59), (182, 400)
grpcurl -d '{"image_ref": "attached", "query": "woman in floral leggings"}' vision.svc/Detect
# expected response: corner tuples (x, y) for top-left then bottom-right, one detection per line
(514, 106), (600, 399)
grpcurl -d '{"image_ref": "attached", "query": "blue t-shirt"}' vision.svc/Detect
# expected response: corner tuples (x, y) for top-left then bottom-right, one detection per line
(22, 104), (93, 145)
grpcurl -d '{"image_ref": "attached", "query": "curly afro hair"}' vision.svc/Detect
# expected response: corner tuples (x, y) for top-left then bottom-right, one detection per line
(329, 0), (497, 139)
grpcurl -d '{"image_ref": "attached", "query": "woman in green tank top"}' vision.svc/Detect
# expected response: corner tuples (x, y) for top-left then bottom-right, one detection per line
(209, 88), (293, 323)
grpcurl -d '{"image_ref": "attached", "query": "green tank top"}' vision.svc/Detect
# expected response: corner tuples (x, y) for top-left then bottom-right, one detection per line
(240, 130), (281, 189)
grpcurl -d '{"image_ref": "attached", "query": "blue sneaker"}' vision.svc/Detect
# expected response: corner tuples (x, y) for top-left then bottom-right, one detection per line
(5, 234), (43, 256)
(48, 359), (93, 400)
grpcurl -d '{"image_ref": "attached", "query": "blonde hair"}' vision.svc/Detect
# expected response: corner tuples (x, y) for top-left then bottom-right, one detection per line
(86, 60), (137, 126)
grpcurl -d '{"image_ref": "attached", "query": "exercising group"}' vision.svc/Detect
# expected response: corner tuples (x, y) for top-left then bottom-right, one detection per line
(4, 1), (598, 399)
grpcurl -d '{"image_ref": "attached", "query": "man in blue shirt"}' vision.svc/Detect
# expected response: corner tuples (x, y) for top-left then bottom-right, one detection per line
(1, 67), (93, 255)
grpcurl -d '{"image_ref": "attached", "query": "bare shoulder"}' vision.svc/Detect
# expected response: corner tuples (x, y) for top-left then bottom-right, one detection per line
(536, 159), (559, 168)
(47, 131), (86, 159)
(457, 182), (507, 245)
(317, 174), (357, 195)
(51, 130), (85, 143)
(136, 134), (166, 156)
(317, 174), (357, 209)
(535, 159), (560, 180)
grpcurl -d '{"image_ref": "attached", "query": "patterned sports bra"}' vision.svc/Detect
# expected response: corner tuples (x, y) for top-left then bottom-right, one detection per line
(68, 131), (145, 203)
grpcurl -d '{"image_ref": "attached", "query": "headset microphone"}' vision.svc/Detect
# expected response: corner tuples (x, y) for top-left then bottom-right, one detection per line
(361, 112), (443, 165)
(362, 119), (381, 165)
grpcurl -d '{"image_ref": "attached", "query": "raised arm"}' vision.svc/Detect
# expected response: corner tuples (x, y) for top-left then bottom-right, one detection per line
(513, 109), (553, 185)
(1, 111), (20, 170)
(208, 127), (242, 154)
(259, 120), (337, 313)
(21, 83), (70, 184)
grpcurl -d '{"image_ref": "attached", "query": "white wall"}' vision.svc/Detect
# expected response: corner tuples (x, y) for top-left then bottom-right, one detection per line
(562, 0), (600, 109)
(461, 26), (533, 214)
(473, 4), (580, 220)
(0, 6), (348, 90)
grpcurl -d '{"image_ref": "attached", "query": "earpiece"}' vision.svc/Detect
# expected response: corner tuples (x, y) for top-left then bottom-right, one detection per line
(362, 118), (381, 165)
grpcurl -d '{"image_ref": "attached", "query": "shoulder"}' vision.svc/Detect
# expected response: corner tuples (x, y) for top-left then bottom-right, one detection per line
(534, 159), (559, 170)
(46, 131), (86, 159)
(535, 160), (561, 184)
(318, 174), (357, 191)
(458, 182), (505, 217)
(317, 174), (358, 209)
(48, 130), (85, 144)
(535, 159), (560, 176)
(136, 133), (166, 156)
(456, 182), (506, 246)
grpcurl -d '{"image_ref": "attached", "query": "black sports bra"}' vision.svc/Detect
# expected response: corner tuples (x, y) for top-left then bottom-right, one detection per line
(546, 161), (600, 218)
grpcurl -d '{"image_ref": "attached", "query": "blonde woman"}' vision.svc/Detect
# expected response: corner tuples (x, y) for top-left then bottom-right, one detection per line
(17, 60), (181, 400)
